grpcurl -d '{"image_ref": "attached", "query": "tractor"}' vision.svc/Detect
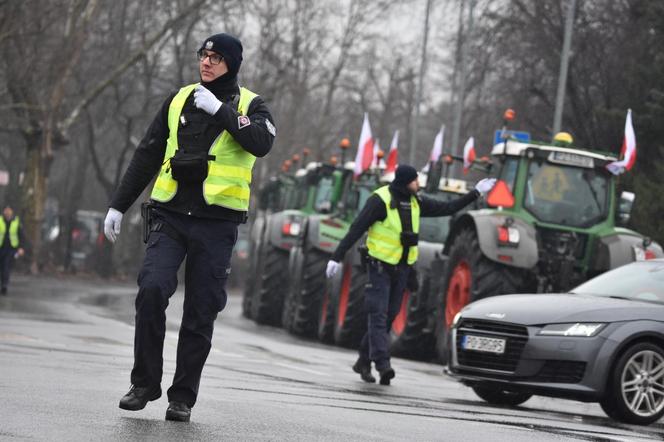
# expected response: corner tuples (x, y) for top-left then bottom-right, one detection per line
(242, 156), (323, 324)
(280, 162), (377, 339)
(433, 135), (663, 361)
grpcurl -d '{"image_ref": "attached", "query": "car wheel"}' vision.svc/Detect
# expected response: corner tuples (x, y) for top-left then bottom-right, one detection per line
(600, 342), (664, 425)
(472, 384), (532, 407)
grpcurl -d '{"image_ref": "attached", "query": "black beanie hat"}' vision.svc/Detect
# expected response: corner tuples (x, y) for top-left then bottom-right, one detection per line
(393, 164), (418, 187)
(199, 33), (243, 77)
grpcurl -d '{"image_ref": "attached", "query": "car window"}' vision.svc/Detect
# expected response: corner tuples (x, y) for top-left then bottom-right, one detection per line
(572, 262), (664, 304)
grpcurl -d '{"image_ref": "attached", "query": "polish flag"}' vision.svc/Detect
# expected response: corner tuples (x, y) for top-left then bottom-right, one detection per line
(463, 136), (476, 174)
(354, 113), (375, 177)
(385, 130), (399, 173)
(430, 126), (445, 162)
(606, 109), (637, 175)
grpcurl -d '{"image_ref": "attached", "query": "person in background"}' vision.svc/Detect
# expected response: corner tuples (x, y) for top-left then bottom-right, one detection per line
(326, 165), (495, 385)
(0, 205), (25, 295)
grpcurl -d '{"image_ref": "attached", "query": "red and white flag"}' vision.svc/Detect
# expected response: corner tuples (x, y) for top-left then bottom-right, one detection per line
(385, 130), (399, 173)
(606, 109), (636, 175)
(430, 126), (445, 163)
(462, 136), (476, 174)
(354, 113), (375, 177)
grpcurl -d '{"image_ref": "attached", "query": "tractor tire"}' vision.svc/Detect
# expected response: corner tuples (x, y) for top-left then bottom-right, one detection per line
(390, 269), (436, 360)
(250, 242), (290, 326)
(333, 260), (368, 348)
(282, 245), (329, 337)
(317, 278), (336, 344)
(434, 228), (530, 363)
(241, 233), (262, 319)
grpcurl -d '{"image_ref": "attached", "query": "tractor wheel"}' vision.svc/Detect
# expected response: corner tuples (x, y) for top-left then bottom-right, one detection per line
(317, 279), (336, 344)
(390, 269), (436, 360)
(241, 233), (262, 319)
(333, 260), (368, 348)
(283, 245), (329, 337)
(280, 245), (302, 333)
(434, 228), (529, 363)
(250, 242), (289, 326)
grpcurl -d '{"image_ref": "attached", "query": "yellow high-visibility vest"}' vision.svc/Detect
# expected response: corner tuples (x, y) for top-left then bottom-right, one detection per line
(0, 217), (20, 248)
(151, 84), (258, 211)
(366, 186), (420, 265)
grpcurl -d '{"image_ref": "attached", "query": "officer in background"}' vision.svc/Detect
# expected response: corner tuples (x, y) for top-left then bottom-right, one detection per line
(103, 33), (275, 422)
(326, 165), (495, 385)
(0, 205), (25, 295)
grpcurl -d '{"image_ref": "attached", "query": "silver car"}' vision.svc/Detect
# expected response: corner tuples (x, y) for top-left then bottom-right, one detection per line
(448, 259), (664, 425)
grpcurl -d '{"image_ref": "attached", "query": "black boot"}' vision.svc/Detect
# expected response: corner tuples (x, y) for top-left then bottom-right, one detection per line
(378, 366), (395, 386)
(1, 287), (6, 295)
(165, 401), (191, 422)
(352, 359), (376, 383)
(118, 385), (161, 411)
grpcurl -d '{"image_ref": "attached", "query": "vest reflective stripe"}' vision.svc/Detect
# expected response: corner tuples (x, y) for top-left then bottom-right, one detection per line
(0, 217), (20, 248)
(366, 186), (420, 265)
(151, 84), (258, 211)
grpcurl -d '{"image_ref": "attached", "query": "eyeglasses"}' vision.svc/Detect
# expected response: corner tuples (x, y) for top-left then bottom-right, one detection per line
(197, 50), (224, 65)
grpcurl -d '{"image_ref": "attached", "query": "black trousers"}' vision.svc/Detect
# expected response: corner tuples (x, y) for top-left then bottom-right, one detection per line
(0, 247), (15, 289)
(130, 208), (237, 407)
(358, 260), (410, 370)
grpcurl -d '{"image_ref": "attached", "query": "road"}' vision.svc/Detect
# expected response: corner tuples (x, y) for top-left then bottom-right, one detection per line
(1, 275), (663, 441)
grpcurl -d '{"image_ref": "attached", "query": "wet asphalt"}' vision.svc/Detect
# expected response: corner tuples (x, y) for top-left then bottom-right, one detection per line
(1, 274), (663, 441)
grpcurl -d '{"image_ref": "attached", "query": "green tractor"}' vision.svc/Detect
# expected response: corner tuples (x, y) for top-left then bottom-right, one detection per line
(280, 162), (369, 338)
(242, 158), (323, 324)
(433, 136), (664, 361)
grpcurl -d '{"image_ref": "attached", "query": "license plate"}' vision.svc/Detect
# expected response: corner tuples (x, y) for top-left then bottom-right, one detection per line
(461, 335), (506, 354)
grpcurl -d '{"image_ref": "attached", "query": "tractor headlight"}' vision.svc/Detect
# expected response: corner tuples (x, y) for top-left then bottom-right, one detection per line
(538, 322), (605, 337)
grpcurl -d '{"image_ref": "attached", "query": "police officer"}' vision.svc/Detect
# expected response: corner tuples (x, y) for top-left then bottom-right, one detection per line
(326, 165), (495, 385)
(103, 33), (275, 422)
(0, 206), (25, 295)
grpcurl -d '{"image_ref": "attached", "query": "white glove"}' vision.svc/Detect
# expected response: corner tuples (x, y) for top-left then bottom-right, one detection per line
(475, 178), (497, 195)
(326, 260), (341, 279)
(194, 85), (222, 115)
(104, 208), (123, 243)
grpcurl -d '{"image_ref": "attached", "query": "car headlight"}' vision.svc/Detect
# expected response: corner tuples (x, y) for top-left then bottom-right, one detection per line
(538, 323), (605, 337)
(451, 312), (462, 328)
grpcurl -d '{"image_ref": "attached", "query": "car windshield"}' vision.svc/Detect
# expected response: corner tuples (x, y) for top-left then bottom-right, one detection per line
(314, 176), (335, 212)
(572, 261), (664, 304)
(524, 159), (609, 227)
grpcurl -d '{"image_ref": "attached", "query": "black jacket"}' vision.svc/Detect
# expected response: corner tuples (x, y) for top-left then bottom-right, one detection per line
(331, 185), (479, 263)
(110, 79), (275, 223)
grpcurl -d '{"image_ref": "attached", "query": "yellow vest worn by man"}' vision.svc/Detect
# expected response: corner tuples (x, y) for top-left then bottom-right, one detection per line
(0, 217), (20, 248)
(366, 186), (420, 265)
(151, 83), (258, 211)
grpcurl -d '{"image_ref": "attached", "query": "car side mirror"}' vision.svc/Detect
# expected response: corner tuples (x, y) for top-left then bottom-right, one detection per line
(617, 191), (635, 226)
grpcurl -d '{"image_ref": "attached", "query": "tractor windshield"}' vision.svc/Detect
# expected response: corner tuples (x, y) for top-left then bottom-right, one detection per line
(524, 160), (609, 227)
(313, 176), (335, 213)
